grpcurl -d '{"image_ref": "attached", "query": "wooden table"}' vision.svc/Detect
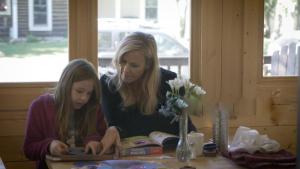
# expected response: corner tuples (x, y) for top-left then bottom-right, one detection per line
(46, 153), (246, 169)
(0, 158), (6, 169)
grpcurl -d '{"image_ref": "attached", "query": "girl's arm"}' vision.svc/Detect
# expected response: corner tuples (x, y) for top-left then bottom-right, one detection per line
(23, 97), (56, 160)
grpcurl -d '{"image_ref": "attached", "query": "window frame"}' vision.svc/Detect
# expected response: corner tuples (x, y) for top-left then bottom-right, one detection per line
(261, 0), (299, 79)
(145, 0), (158, 20)
(258, 0), (297, 84)
(28, 0), (53, 31)
(0, 0), (11, 15)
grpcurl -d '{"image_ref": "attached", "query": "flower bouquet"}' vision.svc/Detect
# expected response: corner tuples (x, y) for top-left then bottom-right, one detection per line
(159, 76), (206, 122)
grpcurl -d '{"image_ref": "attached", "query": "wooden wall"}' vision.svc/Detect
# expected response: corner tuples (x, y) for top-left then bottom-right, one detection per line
(0, 0), (297, 168)
(190, 0), (297, 154)
(0, 84), (51, 169)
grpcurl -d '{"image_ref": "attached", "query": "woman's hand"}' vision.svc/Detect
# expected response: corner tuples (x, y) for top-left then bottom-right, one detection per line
(99, 126), (121, 158)
(85, 141), (102, 155)
(49, 140), (68, 156)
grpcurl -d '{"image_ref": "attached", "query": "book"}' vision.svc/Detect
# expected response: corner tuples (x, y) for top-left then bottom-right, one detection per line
(97, 160), (166, 169)
(120, 131), (179, 156)
(46, 147), (112, 161)
(73, 160), (166, 169)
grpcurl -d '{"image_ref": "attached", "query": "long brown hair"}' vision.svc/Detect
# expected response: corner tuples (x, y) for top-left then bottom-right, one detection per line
(110, 32), (160, 115)
(54, 59), (101, 142)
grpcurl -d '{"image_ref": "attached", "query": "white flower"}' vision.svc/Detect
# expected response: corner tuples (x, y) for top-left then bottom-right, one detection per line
(182, 78), (194, 89)
(168, 78), (185, 90)
(193, 86), (206, 95)
(168, 77), (206, 98)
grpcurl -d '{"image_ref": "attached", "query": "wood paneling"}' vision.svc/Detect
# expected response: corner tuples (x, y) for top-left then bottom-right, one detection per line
(0, 111), (27, 120)
(0, 120), (26, 136)
(0, 90), (45, 167)
(193, 0), (223, 117)
(236, 0), (262, 116)
(0, 136), (27, 161)
(4, 161), (35, 169)
(0, 84), (53, 111)
(69, 0), (98, 67)
(221, 0), (243, 118)
(195, 0), (297, 155)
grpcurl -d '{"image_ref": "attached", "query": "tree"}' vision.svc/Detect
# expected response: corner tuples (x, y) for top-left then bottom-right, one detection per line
(294, 0), (300, 29)
(264, 0), (278, 38)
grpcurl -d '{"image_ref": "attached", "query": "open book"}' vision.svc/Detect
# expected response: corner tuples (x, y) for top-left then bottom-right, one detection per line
(46, 147), (111, 161)
(120, 131), (179, 156)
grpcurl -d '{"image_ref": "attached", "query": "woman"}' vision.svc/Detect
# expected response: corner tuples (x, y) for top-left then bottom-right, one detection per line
(23, 59), (115, 169)
(100, 32), (196, 143)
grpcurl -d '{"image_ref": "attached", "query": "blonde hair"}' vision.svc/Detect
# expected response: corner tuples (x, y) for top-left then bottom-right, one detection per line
(53, 59), (101, 142)
(110, 32), (160, 115)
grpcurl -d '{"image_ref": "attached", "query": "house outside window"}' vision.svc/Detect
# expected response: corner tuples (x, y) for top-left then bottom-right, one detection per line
(28, 0), (52, 31)
(0, 0), (68, 82)
(145, 0), (157, 21)
(0, 0), (11, 15)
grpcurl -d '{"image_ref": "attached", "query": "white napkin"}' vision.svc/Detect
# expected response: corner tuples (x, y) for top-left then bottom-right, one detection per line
(229, 126), (280, 154)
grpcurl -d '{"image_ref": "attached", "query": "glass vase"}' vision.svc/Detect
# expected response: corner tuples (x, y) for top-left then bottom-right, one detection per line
(176, 111), (191, 162)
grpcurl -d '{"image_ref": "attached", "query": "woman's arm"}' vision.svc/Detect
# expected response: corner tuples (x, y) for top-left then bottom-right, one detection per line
(100, 75), (128, 138)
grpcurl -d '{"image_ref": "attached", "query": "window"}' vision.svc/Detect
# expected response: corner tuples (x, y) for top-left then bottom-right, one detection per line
(0, 0), (68, 82)
(29, 0), (52, 31)
(0, 0), (11, 15)
(98, 0), (115, 18)
(120, 0), (139, 18)
(98, 0), (190, 77)
(99, 31), (114, 51)
(263, 0), (300, 77)
(145, 0), (157, 21)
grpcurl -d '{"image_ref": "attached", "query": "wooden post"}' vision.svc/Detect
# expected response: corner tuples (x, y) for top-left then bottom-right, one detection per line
(69, 0), (98, 69)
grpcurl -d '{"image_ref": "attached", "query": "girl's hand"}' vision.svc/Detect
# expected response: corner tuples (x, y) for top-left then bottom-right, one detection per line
(49, 140), (69, 156)
(85, 141), (102, 155)
(99, 126), (121, 158)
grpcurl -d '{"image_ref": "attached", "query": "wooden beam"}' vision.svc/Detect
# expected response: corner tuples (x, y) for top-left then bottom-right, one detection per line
(69, 0), (98, 69)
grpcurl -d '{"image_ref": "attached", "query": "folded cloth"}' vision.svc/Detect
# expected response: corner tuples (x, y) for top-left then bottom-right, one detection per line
(226, 149), (296, 169)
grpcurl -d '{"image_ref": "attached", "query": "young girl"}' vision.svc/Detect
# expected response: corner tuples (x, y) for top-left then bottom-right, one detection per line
(23, 59), (109, 169)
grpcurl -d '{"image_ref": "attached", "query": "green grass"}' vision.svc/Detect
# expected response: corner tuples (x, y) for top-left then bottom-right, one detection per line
(0, 41), (68, 58)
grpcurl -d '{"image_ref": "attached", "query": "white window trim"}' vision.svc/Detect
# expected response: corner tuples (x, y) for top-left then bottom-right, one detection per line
(0, 0), (11, 15)
(145, 0), (158, 20)
(28, 0), (52, 31)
